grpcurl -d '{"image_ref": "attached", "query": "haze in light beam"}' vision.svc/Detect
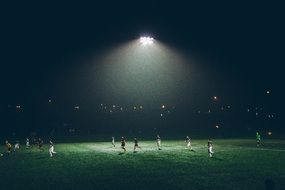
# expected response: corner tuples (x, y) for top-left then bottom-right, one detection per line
(88, 39), (201, 106)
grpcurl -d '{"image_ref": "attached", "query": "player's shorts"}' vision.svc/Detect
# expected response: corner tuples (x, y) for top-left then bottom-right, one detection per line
(208, 147), (213, 153)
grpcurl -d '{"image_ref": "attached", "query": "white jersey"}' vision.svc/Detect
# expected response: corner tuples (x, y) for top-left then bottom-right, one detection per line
(49, 145), (54, 152)
(14, 143), (20, 149)
(208, 144), (214, 157)
(49, 144), (56, 157)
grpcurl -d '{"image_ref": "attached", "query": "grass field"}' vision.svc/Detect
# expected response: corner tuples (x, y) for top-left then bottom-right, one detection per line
(1, 139), (285, 190)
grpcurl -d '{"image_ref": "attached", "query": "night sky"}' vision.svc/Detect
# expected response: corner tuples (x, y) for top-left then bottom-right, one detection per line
(0, 1), (284, 137)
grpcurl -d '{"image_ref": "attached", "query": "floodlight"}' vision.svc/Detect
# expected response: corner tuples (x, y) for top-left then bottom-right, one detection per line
(140, 36), (154, 45)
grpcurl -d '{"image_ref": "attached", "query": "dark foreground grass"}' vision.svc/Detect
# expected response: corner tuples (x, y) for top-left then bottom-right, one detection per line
(1, 139), (285, 190)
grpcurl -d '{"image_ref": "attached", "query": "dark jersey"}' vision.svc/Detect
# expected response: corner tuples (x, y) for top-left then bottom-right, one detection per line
(38, 139), (43, 147)
(121, 139), (125, 146)
(134, 139), (138, 146)
(6, 143), (12, 150)
(207, 141), (212, 148)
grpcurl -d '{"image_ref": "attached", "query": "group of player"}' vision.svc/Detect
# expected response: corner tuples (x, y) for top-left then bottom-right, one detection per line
(114, 135), (215, 157)
(1, 138), (57, 158)
(1, 132), (262, 158)
(116, 137), (143, 153)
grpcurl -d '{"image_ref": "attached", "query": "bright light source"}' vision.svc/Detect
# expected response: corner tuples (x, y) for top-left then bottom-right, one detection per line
(140, 36), (154, 45)
(268, 131), (272, 136)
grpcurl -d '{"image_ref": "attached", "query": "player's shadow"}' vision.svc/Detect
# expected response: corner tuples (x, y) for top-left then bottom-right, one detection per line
(190, 149), (195, 152)
(118, 152), (125, 155)
(212, 157), (223, 161)
(35, 155), (48, 159)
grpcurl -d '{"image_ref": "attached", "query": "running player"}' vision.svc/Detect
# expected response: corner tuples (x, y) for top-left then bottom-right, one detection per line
(208, 139), (214, 157)
(26, 138), (30, 149)
(32, 138), (37, 147)
(14, 141), (20, 151)
(121, 137), (126, 152)
(156, 135), (162, 150)
(49, 140), (57, 157)
(256, 132), (261, 147)
(38, 138), (43, 150)
(5, 140), (12, 153)
(185, 136), (192, 150)
(133, 138), (142, 152)
(112, 137), (115, 147)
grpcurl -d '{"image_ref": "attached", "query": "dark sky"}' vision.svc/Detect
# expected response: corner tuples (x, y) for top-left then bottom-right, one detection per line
(1, 1), (284, 109)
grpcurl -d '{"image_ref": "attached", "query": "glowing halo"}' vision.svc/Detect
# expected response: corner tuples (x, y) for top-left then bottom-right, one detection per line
(140, 36), (154, 45)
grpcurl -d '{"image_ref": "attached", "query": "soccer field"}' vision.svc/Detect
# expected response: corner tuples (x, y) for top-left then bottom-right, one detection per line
(1, 139), (285, 190)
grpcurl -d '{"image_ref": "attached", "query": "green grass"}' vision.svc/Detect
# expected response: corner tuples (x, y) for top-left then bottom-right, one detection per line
(1, 139), (285, 190)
